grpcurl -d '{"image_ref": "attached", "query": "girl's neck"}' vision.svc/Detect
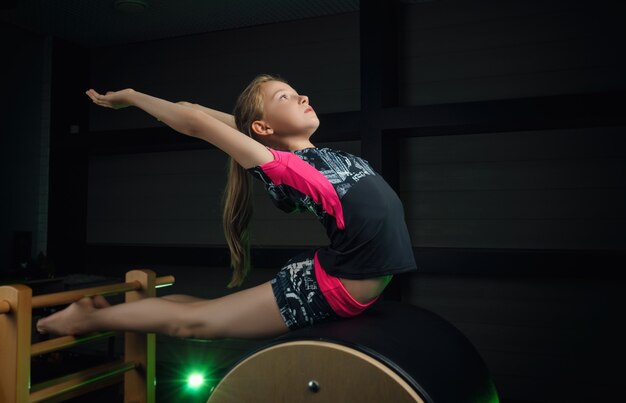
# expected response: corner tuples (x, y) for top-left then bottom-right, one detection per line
(273, 138), (315, 152)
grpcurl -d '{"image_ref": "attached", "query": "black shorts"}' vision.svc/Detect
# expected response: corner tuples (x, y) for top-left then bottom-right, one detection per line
(271, 250), (339, 330)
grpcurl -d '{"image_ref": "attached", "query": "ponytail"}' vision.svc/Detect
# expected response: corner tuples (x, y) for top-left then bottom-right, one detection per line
(222, 157), (253, 288)
(223, 74), (286, 287)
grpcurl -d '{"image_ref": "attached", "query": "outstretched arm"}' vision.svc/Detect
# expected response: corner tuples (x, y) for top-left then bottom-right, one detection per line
(86, 89), (272, 169)
(176, 101), (237, 130)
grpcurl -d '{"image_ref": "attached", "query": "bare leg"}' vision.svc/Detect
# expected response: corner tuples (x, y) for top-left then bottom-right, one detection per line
(36, 281), (288, 340)
(161, 294), (205, 303)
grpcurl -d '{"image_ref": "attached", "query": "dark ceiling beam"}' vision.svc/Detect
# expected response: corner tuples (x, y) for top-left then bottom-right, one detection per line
(80, 90), (625, 155)
(83, 111), (362, 155)
(382, 91), (626, 135)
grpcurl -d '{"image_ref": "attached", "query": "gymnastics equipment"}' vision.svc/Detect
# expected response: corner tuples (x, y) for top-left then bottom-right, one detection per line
(0, 269), (174, 403)
(207, 301), (499, 403)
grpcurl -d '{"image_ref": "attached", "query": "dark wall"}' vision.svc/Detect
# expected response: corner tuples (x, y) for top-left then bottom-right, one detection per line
(3, 1), (624, 402)
(85, 3), (626, 253)
(85, 3), (625, 402)
(0, 22), (49, 274)
(80, 4), (625, 402)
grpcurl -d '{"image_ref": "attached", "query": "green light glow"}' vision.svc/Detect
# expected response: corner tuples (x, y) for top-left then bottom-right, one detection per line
(158, 345), (216, 401)
(187, 373), (205, 389)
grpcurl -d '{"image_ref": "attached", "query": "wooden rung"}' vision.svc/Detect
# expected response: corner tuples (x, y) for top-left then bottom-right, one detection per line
(31, 275), (175, 309)
(0, 299), (10, 314)
(29, 360), (137, 403)
(32, 282), (141, 309)
(31, 331), (116, 356)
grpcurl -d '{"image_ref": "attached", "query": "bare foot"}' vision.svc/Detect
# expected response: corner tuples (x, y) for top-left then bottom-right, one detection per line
(37, 297), (98, 336)
(91, 294), (111, 308)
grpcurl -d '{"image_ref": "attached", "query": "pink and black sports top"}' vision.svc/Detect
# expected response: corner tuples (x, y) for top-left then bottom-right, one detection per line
(247, 147), (417, 279)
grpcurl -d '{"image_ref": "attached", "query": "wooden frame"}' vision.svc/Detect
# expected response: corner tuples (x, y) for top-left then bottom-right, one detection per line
(0, 270), (174, 403)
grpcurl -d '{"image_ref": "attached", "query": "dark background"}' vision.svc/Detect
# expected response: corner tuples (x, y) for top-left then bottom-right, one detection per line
(1, 1), (624, 402)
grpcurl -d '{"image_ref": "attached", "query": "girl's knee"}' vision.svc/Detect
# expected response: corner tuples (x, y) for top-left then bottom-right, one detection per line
(168, 302), (223, 339)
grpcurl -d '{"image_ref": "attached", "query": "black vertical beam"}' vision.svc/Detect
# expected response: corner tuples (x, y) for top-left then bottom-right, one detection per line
(360, 0), (399, 173)
(360, 0), (405, 300)
(48, 39), (90, 276)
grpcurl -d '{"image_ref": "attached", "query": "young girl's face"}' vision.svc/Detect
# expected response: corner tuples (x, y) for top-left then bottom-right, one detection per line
(259, 80), (319, 138)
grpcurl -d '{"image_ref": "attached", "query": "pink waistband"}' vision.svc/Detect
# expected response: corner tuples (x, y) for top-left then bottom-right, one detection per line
(314, 251), (379, 318)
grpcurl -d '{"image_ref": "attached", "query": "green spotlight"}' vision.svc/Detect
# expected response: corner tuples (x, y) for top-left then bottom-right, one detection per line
(187, 373), (205, 389)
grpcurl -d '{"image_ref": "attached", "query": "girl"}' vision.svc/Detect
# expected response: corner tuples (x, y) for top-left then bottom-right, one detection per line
(36, 74), (417, 339)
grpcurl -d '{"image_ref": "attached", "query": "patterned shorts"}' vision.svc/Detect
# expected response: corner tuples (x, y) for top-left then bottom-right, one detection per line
(271, 250), (339, 330)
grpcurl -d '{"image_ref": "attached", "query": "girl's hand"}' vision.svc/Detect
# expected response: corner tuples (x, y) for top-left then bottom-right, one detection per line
(85, 88), (135, 110)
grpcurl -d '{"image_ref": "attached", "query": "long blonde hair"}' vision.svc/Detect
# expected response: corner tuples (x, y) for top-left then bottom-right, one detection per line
(223, 74), (286, 287)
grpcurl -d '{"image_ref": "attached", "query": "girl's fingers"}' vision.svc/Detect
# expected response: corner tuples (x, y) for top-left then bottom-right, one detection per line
(85, 89), (119, 109)
(85, 89), (102, 99)
(85, 90), (108, 107)
(85, 90), (99, 102)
